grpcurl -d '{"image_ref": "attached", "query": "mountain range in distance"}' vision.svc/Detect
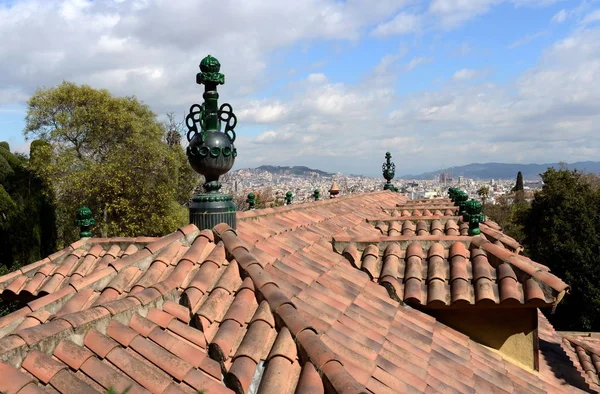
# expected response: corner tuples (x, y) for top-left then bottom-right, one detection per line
(399, 161), (600, 180)
(236, 162), (600, 180)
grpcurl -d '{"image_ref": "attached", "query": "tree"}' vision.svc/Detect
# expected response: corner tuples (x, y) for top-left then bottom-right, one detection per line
(483, 194), (529, 242)
(520, 167), (600, 330)
(477, 185), (490, 207)
(0, 142), (57, 271)
(24, 82), (197, 244)
(515, 171), (524, 192)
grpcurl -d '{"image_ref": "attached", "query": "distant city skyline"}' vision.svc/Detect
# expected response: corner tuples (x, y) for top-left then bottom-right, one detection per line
(231, 160), (600, 179)
(1, 0), (600, 175)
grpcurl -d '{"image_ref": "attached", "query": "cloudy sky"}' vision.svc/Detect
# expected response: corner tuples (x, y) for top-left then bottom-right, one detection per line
(1, 0), (599, 176)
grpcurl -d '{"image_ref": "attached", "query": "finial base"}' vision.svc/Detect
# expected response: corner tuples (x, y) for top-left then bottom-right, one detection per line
(383, 183), (395, 191)
(189, 194), (236, 230)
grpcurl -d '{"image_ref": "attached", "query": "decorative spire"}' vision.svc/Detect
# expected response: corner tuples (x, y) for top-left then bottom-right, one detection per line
(246, 192), (256, 210)
(464, 199), (486, 235)
(185, 55), (238, 230)
(382, 152), (396, 191)
(448, 187), (459, 201)
(329, 181), (340, 199)
(75, 206), (95, 238)
(454, 190), (469, 217)
(313, 189), (320, 201)
(285, 191), (294, 205)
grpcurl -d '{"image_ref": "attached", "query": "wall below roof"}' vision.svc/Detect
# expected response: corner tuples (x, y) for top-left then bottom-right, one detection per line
(431, 307), (538, 370)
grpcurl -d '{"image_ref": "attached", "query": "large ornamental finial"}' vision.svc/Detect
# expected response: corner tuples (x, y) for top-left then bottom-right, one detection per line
(185, 55), (238, 230)
(75, 206), (95, 238)
(382, 152), (396, 191)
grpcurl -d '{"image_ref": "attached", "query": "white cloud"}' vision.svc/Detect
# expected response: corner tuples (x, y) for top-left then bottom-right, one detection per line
(428, 0), (501, 28)
(552, 9), (568, 22)
(0, 0), (411, 112)
(451, 43), (472, 56)
(508, 31), (546, 49)
(370, 12), (421, 37)
(428, 0), (563, 29)
(405, 57), (433, 71)
(237, 101), (289, 124)
(452, 68), (488, 80)
(307, 73), (327, 83)
(582, 9), (600, 25)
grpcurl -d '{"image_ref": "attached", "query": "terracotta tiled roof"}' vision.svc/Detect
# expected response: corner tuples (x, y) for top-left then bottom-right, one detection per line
(328, 200), (568, 310)
(561, 334), (600, 390)
(0, 225), (323, 394)
(0, 191), (590, 393)
(332, 234), (567, 309)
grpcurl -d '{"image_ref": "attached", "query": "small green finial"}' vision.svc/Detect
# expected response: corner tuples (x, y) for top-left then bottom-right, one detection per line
(313, 189), (320, 201)
(454, 190), (469, 216)
(448, 187), (459, 201)
(382, 152), (396, 190)
(285, 191), (294, 205)
(246, 192), (256, 210)
(464, 199), (486, 235)
(75, 206), (96, 238)
(197, 55), (225, 86)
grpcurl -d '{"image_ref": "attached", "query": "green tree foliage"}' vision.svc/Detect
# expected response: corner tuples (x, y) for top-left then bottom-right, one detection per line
(477, 185), (490, 207)
(515, 171), (524, 191)
(0, 143), (57, 271)
(484, 195), (529, 242)
(25, 82), (198, 245)
(520, 168), (600, 330)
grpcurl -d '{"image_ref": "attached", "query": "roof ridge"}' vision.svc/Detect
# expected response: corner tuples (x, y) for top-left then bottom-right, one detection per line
(471, 236), (570, 298)
(565, 336), (600, 357)
(237, 190), (397, 221)
(214, 223), (369, 393)
(479, 223), (523, 252)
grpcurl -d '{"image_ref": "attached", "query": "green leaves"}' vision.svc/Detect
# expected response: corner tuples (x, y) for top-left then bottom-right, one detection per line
(521, 168), (600, 330)
(24, 82), (197, 243)
(0, 143), (57, 272)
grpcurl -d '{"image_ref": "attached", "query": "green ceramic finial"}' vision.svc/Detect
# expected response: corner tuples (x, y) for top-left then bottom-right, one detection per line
(464, 199), (486, 235)
(448, 187), (459, 201)
(75, 206), (96, 238)
(186, 54), (238, 230)
(246, 192), (256, 210)
(197, 55), (225, 86)
(313, 189), (320, 201)
(285, 191), (294, 205)
(454, 190), (469, 216)
(186, 54), (237, 193)
(382, 152), (396, 191)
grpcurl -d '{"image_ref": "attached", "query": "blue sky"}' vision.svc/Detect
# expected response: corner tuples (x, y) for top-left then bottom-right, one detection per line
(1, 0), (600, 176)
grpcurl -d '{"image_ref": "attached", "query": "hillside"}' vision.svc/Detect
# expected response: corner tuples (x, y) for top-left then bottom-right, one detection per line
(250, 165), (333, 177)
(400, 161), (600, 180)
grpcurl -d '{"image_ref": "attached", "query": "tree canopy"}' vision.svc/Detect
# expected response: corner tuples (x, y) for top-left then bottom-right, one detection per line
(513, 171), (524, 191)
(521, 168), (600, 330)
(25, 82), (198, 245)
(477, 185), (490, 206)
(0, 142), (56, 271)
